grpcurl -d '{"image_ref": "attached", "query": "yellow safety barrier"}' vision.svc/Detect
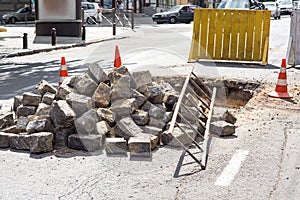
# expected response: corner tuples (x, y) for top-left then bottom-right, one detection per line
(189, 9), (271, 65)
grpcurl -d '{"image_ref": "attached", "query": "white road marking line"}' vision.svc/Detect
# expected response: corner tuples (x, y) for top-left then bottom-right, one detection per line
(215, 149), (249, 186)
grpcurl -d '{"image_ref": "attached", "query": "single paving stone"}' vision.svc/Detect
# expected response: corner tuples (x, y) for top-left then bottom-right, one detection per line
(210, 121), (236, 137)
(56, 83), (75, 100)
(131, 89), (147, 107)
(95, 121), (110, 136)
(16, 105), (36, 117)
(13, 96), (23, 112)
(54, 127), (76, 147)
(105, 137), (127, 154)
(35, 79), (57, 96)
(35, 103), (52, 116)
(26, 118), (53, 134)
(96, 108), (116, 127)
(131, 110), (149, 126)
(92, 82), (111, 108)
(0, 132), (15, 148)
(136, 133), (159, 150)
(23, 92), (41, 106)
(144, 84), (165, 104)
(131, 71), (153, 93)
(164, 112), (173, 123)
(75, 73), (98, 97)
(161, 82), (179, 105)
(9, 134), (31, 150)
(30, 132), (53, 153)
(50, 100), (76, 128)
(61, 75), (80, 88)
(128, 137), (151, 157)
(111, 75), (131, 101)
(148, 104), (166, 119)
(222, 110), (237, 125)
(1, 125), (19, 134)
(141, 125), (162, 136)
(68, 134), (102, 152)
(87, 63), (109, 83)
(117, 117), (143, 138)
(75, 109), (98, 135)
(16, 116), (29, 132)
(41, 92), (55, 105)
(66, 93), (93, 117)
(149, 117), (166, 129)
(141, 101), (152, 111)
(162, 125), (197, 147)
(0, 113), (14, 129)
(111, 99), (138, 119)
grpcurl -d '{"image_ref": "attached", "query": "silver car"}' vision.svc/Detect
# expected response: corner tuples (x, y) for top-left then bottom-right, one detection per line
(263, 2), (281, 19)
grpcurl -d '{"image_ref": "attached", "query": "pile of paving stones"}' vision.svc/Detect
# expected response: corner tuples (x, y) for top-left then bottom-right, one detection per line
(0, 64), (237, 156)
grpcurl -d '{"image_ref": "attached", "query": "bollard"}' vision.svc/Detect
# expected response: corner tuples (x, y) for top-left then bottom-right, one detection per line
(82, 25), (86, 41)
(112, 8), (116, 36)
(131, 10), (134, 30)
(23, 33), (28, 49)
(51, 28), (56, 46)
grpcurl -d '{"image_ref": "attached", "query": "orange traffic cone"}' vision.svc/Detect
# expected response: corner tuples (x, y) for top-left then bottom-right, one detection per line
(114, 45), (122, 68)
(268, 58), (293, 99)
(59, 57), (68, 86)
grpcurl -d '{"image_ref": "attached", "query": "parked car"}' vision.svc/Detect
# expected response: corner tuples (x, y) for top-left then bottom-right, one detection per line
(277, 0), (293, 15)
(152, 5), (200, 24)
(218, 0), (266, 10)
(263, 2), (281, 19)
(81, 2), (102, 24)
(1, 6), (35, 24)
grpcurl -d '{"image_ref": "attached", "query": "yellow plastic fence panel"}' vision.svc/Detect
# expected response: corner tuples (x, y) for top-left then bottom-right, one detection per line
(189, 9), (271, 65)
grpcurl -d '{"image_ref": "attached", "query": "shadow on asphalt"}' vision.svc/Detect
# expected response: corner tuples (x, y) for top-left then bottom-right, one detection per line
(0, 59), (83, 100)
(197, 61), (279, 69)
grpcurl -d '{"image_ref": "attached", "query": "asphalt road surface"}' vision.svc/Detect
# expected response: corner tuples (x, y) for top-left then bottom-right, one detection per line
(0, 16), (300, 200)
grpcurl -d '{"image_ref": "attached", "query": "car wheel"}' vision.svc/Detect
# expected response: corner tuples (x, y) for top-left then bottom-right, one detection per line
(9, 17), (16, 24)
(185, 21), (191, 24)
(169, 17), (177, 24)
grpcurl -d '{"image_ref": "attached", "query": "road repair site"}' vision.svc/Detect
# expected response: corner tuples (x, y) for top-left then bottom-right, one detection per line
(0, 8), (300, 200)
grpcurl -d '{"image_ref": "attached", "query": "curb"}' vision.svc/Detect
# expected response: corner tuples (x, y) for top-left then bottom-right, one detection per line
(0, 36), (129, 60)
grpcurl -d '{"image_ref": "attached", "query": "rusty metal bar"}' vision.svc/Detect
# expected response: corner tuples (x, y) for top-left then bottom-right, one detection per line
(201, 87), (217, 169)
(191, 72), (212, 96)
(189, 78), (212, 104)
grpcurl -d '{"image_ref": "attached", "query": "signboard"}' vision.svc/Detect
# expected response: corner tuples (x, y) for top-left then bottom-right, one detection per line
(38, 0), (76, 20)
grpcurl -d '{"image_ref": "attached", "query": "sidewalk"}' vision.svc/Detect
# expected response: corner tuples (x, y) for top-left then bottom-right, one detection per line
(0, 24), (132, 59)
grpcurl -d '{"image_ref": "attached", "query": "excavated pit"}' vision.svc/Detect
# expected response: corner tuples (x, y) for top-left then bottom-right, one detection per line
(153, 76), (260, 108)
